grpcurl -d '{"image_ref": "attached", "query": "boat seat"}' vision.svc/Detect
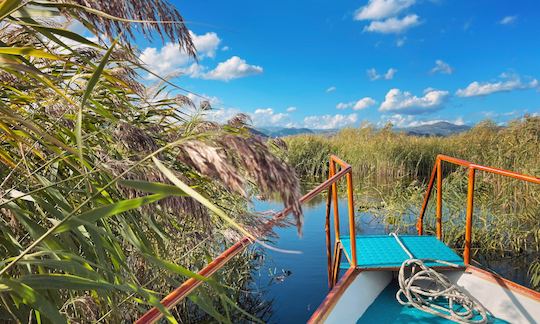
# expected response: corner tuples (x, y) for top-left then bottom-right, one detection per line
(340, 235), (465, 269)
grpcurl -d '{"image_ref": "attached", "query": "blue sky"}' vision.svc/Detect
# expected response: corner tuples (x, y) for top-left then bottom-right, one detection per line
(137, 0), (540, 129)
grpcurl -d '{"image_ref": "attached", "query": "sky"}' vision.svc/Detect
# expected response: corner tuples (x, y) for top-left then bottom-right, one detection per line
(136, 0), (540, 129)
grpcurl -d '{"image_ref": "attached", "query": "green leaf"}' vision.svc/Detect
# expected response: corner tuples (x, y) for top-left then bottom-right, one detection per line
(0, 0), (22, 20)
(0, 47), (59, 60)
(77, 35), (119, 167)
(17, 274), (123, 292)
(118, 180), (188, 196)
(1, 278), (66, 323)
(53, 193), (169, 234)
(152, 157), (257, 241)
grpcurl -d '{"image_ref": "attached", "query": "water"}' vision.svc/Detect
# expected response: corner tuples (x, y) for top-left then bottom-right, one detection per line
(250, 197), (388, 323)
(247, 194), (535, 323)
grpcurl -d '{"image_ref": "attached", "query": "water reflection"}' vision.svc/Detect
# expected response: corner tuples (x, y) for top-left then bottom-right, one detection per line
(248, 190), (535, 323)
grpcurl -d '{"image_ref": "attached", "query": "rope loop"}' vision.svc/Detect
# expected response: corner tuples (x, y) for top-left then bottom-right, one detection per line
(396, 258), (489, 323)
(390, 233), (489, 323)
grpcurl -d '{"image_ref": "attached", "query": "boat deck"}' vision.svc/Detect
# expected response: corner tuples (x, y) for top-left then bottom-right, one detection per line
(357, 280), (508, 323)
(340, 235), (465, 269)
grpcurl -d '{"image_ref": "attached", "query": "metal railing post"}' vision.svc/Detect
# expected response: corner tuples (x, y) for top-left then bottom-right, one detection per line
(436, 158), (443, 239)
(417, 161), (438, 235)
(464, 167), (476, 265)
(330, 160), (340, 239)
(346, 171), (357, 267)
(325, 181), (333, 288)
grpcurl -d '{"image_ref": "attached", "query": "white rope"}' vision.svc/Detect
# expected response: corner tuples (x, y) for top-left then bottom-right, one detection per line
(390, 233), (489, 324)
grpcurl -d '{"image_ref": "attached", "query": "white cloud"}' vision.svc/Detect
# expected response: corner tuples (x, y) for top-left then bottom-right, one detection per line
(354, 97), (377, 110)
(396, 37), (406, 47)
(205, 107), (242, 123)
(303, 113), (358, 129)
(139, 31), (221, 76)
(286, 106), (297, 112)
(202, 56), (263, 81)
(430, 59), (453, 74)
(367, 68), (397, 80)
(380, 114), (465, 128)
(339, 97), (377, 110)
(222, 46), (230, 51)
(251, 108), (291, 126)
(336, 102), (352, 109)
(379, 88), (449, 114)
(191, 31), (221, 58)
(364, 14), (420, 33)
(499, 15), (517, 25)
(456, 73), (539, 97)
(354, 0), (415, 20)
(326, 86), (337, 93)
(385, 68), (397, 79)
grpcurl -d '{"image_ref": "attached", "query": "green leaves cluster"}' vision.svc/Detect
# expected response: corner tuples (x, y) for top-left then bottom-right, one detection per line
(0, 1), (283, 322)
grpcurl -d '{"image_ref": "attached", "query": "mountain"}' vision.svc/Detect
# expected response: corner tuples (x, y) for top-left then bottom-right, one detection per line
(257, 127), (315, 137)
(401, 122), (471, 137)
(254, 122), (470, 138)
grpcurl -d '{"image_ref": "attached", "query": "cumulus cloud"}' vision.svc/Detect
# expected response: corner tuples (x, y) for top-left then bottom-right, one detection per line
(286, 106), (297, 112)
(337, 97), (377, 110)
(202, 56), (263, 81)
(139, 32), (262, 81)
(205, 107), (242, 123)
(250, 108), (291, 126)
(354, 0), (415, 20)
(326, 86), (337, 93)
(379, 88), (449, 114)
(499, 15), (517, 25)
(364, 14), (420, 33)
(430, 60), (453, 75)
(139, 31), (221, 76)
(456, 73), (539, 97)
(303, 113), (358, 129)
(367, 68), (397, 80)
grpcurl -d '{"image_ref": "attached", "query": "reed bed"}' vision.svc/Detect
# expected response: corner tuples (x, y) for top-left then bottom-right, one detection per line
(0, 1), (302, 322)
(283, 117), (540, 289)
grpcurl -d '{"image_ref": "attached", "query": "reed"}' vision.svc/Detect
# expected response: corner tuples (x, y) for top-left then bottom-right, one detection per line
(0, 1), (302, 321)
(284, 117), (540, 289)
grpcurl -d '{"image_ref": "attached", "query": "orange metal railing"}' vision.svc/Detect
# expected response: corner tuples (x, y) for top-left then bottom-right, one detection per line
(136, 155), (356, 323)
(325, 155), (356, 288)
(416, 154), (540, 265)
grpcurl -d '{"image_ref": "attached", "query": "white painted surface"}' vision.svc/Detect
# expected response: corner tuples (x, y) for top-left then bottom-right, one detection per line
(324, 271), (391, 324)
(446, 270), (540, 324)
(321, 269), (540, 323)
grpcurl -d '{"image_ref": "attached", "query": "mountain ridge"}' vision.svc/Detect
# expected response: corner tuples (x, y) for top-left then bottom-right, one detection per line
(254, 121), (471, 138)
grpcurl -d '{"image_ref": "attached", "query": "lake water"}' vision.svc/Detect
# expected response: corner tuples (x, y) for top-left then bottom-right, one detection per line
(248, 193), (535, 323)
(250, 196), (389, 323)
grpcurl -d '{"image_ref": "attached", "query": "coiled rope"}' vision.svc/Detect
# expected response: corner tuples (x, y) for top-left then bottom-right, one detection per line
(391, 233), (489, 324)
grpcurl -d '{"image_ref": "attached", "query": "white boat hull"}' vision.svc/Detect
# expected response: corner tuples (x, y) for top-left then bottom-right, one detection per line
(309, 266), (540, 323)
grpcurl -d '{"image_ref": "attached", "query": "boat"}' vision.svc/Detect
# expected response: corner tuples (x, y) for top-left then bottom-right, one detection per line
(309, 155), (540, 323)
(136, 155), (540, 324)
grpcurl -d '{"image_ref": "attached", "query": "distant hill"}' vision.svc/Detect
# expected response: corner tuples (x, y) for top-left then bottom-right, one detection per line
(254, 122), (470, 138)
(257, 127), (315, 137)
(400, 122), (471, 137)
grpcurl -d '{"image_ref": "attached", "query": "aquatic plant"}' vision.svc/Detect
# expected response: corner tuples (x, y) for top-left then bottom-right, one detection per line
(284, 117), (540, 290)
(0, 0), (302, 321)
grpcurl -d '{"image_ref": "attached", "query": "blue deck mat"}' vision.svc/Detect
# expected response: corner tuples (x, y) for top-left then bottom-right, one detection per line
(357, 280), (507, 323)
(340, 235), (464, 269)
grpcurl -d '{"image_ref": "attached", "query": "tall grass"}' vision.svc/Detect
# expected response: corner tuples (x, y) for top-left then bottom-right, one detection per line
(0, 1), (302, 322)
(284, 117), (540, 289)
